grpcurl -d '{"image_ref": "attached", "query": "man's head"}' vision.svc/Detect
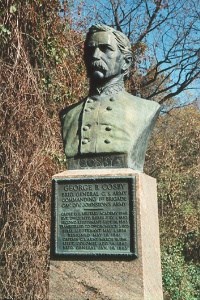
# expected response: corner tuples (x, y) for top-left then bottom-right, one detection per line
(84, 24), (133, 84)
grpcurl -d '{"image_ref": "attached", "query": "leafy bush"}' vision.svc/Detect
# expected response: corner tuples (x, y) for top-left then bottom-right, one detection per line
(162, 243), (199, 300)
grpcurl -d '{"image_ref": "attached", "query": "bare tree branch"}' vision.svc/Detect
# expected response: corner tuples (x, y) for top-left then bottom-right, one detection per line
(71, 0), (200, 105)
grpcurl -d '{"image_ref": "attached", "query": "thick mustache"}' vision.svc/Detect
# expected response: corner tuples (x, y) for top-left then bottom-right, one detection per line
(91, 61), (108, 71)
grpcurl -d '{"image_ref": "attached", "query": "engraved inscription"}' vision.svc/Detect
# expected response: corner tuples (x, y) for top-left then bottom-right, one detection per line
(67, 154), (127, 169)
(53, 177), (136, 257)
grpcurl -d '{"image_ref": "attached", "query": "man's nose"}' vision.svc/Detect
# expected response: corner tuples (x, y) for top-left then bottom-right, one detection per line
(92, 47), (101, 59)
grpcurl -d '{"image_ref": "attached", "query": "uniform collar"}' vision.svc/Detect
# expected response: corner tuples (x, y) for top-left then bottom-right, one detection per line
(89, 78), (125, 96)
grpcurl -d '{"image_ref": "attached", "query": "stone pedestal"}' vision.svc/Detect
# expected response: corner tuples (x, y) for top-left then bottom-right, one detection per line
(49, 169), (163, 300)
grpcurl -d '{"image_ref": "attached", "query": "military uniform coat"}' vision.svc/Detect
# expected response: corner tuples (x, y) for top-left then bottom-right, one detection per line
(61, 86), (160, 171)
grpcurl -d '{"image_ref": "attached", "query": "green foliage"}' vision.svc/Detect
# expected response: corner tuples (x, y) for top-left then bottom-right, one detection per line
(0, 24), (11, 42)
(145, 105), (200, 299)
(162, 243), (200, 300)
(9, 4), (17, 14)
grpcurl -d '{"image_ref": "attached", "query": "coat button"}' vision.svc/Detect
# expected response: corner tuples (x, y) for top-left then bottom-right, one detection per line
(83, 125), (90, 131)
(110, 97), (115, 101)
(105, 126), (111, 131)
(106, 106), (112, 111)
(85, 108), (91, 112)
(82, 139), (89, 144)
(104, 139), (110, 144)
(87, 99), (93, 103)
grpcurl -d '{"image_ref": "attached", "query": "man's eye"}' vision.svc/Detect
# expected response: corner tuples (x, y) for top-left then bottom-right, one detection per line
(99, 45), (112, 52)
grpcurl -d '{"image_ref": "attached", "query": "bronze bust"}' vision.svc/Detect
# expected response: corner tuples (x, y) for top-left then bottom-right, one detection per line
(61, 24), (160, 171)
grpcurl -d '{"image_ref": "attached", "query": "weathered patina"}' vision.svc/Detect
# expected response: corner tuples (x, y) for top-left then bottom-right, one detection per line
(61, 24), (160, 171)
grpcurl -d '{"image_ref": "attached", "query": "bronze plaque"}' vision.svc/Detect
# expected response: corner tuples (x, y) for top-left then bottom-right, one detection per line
(51, 176), (137, 259)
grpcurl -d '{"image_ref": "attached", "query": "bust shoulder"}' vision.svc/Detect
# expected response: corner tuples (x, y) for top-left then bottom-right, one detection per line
(115, 90), (161, 119)
(117, 90), (160, 107)
(60, 99), (85, 124)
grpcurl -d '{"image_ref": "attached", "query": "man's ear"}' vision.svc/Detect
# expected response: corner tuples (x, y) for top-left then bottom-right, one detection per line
(121, 56), (132, 73)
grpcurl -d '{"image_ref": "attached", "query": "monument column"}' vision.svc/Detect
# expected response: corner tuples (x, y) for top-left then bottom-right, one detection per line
(49, 23), (163, 300)
(49, 168), (163, 300)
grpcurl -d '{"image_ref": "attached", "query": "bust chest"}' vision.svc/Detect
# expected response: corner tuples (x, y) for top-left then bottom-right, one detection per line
(80, 94), (136, 154)
(62, 91), (160, 170)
